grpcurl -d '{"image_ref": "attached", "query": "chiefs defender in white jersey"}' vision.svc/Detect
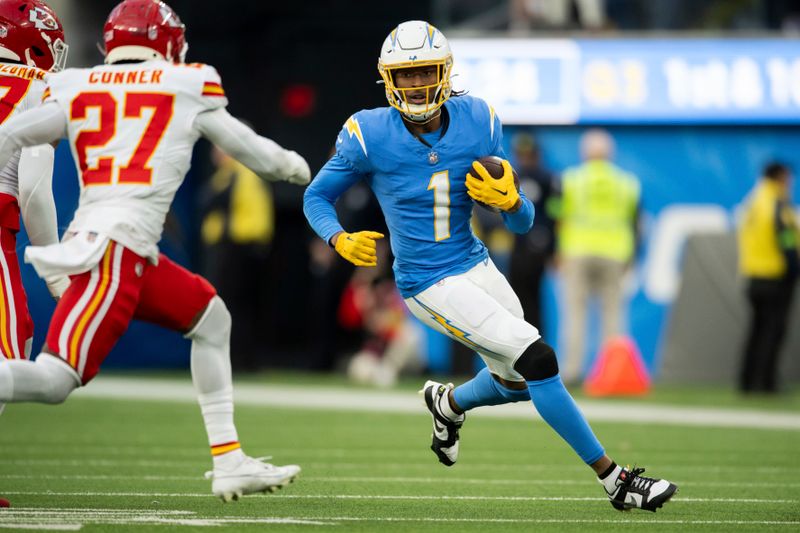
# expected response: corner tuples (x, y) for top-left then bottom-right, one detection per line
(0, 0), (68, 365)
(0, 0), (309, 501)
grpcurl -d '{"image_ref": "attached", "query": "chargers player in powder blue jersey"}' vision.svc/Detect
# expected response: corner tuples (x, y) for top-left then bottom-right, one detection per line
(304, 20), (677, 513)
(310, 87), (530, 297)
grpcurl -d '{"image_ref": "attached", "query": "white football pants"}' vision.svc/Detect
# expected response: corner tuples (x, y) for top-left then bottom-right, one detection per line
(405, 258), (540, 381)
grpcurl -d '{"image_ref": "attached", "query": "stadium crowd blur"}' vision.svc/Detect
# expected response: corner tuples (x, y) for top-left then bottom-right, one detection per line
(50, 0), (800, 388)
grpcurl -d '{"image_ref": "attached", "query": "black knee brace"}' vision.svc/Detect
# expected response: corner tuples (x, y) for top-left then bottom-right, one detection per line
(513, 339), (559, 381)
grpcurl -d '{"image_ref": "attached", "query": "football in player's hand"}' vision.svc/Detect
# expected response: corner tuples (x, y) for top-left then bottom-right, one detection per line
(471, 156), (520, 213)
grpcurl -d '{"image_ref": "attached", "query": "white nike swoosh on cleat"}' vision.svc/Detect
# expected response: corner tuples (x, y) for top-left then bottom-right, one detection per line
(433, 423), (448, 439)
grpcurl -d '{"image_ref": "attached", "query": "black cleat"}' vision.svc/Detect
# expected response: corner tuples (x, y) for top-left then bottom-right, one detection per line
(420, 380), (465, 466)
(604, 466), (678, 512)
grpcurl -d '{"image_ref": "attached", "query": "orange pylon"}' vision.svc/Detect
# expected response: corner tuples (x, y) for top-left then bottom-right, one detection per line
(584, 336), (651, 397)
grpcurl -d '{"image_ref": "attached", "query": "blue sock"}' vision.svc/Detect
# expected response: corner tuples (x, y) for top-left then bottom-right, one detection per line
(527, 375), (605, 464)
(453, 367), (530, 411)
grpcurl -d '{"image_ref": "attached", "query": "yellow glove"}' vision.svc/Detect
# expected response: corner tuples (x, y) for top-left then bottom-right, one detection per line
(333, 230), (385, 267)
(465, 159), (520, 212)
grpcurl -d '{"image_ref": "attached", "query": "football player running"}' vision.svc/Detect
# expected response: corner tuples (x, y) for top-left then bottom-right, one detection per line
(0, 0), (309, 501)
(0, 0), (68, 369)
(304, 20), (677, 512)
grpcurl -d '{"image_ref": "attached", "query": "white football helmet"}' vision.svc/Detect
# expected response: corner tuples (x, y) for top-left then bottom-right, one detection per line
(378, 20), (453, 122)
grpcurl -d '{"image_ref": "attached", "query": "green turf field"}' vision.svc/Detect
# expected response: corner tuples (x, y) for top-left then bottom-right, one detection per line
(1, 377), (798, 531)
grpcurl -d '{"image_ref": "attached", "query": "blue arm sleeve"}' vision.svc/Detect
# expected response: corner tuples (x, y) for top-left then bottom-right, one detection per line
(501, 190), (535, 234)
(303, 153), (365, 244)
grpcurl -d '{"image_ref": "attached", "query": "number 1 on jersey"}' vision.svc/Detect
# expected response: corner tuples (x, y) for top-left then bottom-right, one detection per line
(428, 170), (450, 241)
(71, 91), (175, 186)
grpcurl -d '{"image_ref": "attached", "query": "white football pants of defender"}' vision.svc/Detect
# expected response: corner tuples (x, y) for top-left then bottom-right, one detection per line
(405, 259), (540, 381)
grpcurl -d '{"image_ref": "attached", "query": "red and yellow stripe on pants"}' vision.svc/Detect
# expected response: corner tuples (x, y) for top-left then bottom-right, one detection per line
(0, 194), (34, 359)
(45, 241), (131, 383)
(66, 244), (114, 369)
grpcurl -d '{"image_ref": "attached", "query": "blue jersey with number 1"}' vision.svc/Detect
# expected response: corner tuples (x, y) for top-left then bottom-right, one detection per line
(304, 94), (534, 298)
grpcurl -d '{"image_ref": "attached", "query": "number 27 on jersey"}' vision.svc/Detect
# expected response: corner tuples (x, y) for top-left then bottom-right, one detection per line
(70, 90), (174, 187)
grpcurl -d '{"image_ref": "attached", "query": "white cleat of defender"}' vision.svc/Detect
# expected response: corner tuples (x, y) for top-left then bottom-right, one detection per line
(205, 456), (301, 502)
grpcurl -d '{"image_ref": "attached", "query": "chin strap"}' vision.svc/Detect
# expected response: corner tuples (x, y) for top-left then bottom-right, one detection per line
(401, 109), (441, 126)
(104, 45), (165, 64)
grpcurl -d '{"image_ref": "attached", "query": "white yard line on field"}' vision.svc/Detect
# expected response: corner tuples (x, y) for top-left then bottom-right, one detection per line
(1, 473), (799, 489)
(73, 376), (800, 430)
(0, 526), (82, 531)
(2, 491), (797, 505)
(1, 509), (800, 528)
(0, 508), (331, 527)
(4, 509), (194, 515)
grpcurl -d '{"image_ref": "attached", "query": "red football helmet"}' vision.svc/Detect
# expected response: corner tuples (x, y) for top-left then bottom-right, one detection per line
(0, 0), (67, 71)
(103, 0), (186, 64)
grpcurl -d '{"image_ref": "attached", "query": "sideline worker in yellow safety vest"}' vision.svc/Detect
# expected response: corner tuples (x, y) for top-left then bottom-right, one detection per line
(557, 128), (640, 385)
(737, 162), (798, 394)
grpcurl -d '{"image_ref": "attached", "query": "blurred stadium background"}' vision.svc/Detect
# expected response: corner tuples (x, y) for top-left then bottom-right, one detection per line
(3, 1), (800, 530)
(27, 0), (800, 389)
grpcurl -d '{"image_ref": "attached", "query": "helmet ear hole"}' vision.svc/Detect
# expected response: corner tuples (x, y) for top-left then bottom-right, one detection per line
(31, 45), (44, 57)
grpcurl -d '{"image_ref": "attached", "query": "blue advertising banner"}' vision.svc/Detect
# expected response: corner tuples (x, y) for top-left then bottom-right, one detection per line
(450, 38), (800, 124)
(494, 124), (800, 377)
